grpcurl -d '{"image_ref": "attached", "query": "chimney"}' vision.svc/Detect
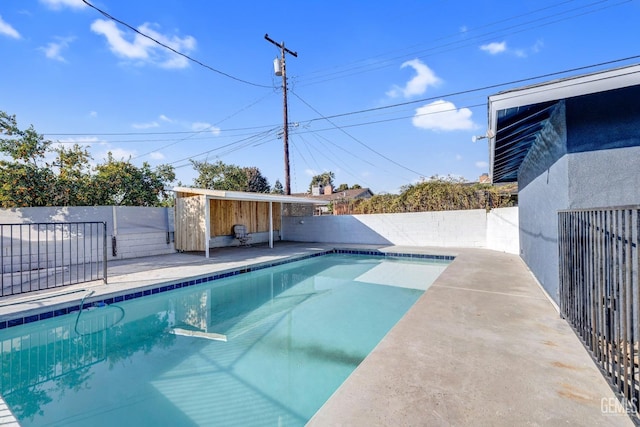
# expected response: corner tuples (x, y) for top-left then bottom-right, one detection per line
(324, 185), (333, 195)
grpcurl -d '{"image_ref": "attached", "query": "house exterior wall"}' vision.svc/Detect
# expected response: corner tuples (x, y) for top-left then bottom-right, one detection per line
(516, 85), (640, 303)
(517, 102), (568, 302)
(568, 147), (640, 209)
(282, 207), (519, 253)
(518, 156), (569, 302)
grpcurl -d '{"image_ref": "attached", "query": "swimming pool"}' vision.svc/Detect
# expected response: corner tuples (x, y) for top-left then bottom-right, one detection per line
(0, 252), (450, 426)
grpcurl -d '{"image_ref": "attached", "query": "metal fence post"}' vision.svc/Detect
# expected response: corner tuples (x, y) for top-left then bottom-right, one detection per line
(103, 221), (108, 284)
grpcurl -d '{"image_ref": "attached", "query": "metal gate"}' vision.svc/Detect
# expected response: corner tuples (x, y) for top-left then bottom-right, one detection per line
(559, 207), (639, 419)
(0, 222), (107, 296)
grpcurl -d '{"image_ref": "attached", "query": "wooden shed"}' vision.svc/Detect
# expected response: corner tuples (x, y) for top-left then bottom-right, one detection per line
(172, 187), (328, 257)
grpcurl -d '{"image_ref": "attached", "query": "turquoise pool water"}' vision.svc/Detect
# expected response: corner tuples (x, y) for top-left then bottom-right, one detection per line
(0, 253), (449, 426)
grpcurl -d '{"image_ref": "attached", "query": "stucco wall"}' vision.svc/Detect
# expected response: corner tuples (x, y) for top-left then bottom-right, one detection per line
(517, 102), (568, 302)
(515, 85), (640, 303)
(0, 206), (175, 261)
(518, 156), (569, 302)
(282, 207), (519, 253)
(568, 147), (640, 209)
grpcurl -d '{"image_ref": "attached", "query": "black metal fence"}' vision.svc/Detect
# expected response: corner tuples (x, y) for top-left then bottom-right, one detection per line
(559, 207), (639, 417)
(0, 222), (107, 296)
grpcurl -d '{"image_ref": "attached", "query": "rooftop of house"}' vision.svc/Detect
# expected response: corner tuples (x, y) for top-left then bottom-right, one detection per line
(292, 186), (374, 202)
(489, 62), (640, 183)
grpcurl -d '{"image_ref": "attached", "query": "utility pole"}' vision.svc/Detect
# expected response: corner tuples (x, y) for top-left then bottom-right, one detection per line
(265, 33), (297, 195)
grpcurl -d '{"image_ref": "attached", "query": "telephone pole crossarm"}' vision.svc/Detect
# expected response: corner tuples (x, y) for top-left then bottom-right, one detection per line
(264, 34), (298, 57)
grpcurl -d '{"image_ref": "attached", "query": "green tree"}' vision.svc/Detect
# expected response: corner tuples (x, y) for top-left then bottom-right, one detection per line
(0, 112), (55, 207)
(308, 171), (335, 192)
(336, 183), (349, 191)
(52, 144), (93, 206)
(0, 111), (175, 207)
(90, 153), (175, 206)
(271, 179), (284, 194)
(245, 166), (270, 193)
(191, 160), (270, 192)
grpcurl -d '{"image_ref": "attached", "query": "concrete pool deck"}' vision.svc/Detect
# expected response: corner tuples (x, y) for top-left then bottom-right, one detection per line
(0, 243), (633, 426)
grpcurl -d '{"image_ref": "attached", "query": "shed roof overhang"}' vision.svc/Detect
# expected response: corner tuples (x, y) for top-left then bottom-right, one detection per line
(172, 187), (329, 205)
(489, 63), (640, 183)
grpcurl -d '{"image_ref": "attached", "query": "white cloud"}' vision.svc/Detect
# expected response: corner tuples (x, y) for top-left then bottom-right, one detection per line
(40, 37), (74, 62)
(0, 16), (21, 39)
(412, 100), (475, 131)
(475, 161), (489, 168)
(304, 169), (317, 177)
(89, 111), (98, 118)
(191, 122), (220, 135)
(514, 49), (526, 58)
(90, 20), (148, 59)
(149, 152), (165, 160)
(40, 0), (86, 10)
(531, 39), (544, 54)
(90, 19), (196, 69)
(480, 41), (507, 55)
(159, 114), (173, 123)
(455, 154), (462, 161)
(387, 59), (441, 98)
(132, 121), (159, 129)
(481, 40), (543, 58)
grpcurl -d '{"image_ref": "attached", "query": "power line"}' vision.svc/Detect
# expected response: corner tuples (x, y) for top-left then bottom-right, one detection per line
(81, 0), (272, 88)
(299, 132), (389, 187)
(132, 91), (277, 160)
(299, 54), (640, 125)
(299, 0), (579, 81)
(45, 123), (277, 137)
(167, 127), (281, 168)
(290, 90), (429, 179)
(43, 54), (640, 141)
(296, 0), (631, 87)
(294, 102), (487, 134)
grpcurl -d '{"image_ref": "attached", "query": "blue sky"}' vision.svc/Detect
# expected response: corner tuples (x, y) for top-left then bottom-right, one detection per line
(2, 0), (639, 194)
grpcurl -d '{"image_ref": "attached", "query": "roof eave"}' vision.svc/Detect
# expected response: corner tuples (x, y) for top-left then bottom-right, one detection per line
(171, 187), (330, 205)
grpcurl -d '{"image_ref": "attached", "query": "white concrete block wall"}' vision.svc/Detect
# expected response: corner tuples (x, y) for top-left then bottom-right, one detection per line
(486, 207), (520, 254)
(282, 208), (519, 253)
(0, 207), (176, 263)
(110, 232), (175, 260)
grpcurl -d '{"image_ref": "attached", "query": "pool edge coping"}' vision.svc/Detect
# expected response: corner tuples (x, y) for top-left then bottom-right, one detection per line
(0, 248), (454, 330)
